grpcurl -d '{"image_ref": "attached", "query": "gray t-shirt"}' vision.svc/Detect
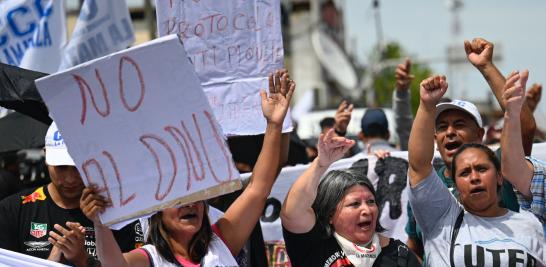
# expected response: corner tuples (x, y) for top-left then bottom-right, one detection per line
(409, 169), (545, 266)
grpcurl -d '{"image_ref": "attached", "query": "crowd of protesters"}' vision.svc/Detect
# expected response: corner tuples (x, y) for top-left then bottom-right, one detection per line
(0, 35), (545, 266)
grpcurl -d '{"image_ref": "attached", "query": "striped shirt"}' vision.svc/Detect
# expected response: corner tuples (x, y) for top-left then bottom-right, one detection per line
(518, 157), (546, 223)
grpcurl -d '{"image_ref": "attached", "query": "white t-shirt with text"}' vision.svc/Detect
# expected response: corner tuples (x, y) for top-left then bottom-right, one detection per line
(409, 169), (545, 266)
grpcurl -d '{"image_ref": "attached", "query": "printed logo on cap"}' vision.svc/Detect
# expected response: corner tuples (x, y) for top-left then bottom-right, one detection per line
(53, 131), (63, 141)
(453, 100), (467, 108)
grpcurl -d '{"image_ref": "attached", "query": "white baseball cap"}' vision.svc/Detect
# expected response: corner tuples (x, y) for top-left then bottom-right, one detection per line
(45, 122), (75, 166)
(435, 100), (483, 128)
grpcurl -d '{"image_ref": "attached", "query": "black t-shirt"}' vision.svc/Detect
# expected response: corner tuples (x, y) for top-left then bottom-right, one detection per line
(283, 223), (420, 267)
(0, 185), (144, 263)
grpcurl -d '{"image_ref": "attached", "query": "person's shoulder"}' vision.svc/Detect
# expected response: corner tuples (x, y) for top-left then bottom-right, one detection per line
(527, 156), (546, 172)
(510, 209), (543, 227)
(18, 186), (49, 205)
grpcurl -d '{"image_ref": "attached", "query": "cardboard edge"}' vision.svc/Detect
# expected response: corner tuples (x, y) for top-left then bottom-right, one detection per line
(103, 179), (242, 226)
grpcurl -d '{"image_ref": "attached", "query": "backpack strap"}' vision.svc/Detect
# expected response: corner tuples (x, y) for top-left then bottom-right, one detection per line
(396, 241), (409, 267)
(449, 209), (465, 267)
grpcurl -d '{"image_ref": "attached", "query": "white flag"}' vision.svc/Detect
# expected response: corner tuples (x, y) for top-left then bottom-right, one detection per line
(0, 0), (66, 73)
(59, 0), (135, 70)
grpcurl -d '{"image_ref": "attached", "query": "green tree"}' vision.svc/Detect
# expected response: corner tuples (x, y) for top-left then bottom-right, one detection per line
(371, 42), (433, 115)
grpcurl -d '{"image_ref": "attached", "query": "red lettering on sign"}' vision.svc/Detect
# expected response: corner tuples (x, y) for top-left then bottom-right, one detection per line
(194, 111), (233, 183)
(118, 56), (145, 112)
(165, 124), (205, 190)
(82, 158), (113, 202)
(73, 56), (146, 124)
(102, 150), (136, 206)
(73, 73), (110, 125)
(179, 121), (206, 181)
(140, 134), (178, 201)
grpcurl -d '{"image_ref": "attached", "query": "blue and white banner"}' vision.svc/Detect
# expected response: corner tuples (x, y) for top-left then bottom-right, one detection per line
(59, 0), (134, 70)
(0, 0), (66, 73)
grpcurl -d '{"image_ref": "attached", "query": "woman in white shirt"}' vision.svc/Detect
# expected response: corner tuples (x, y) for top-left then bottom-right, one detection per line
(407, 75), (544, 266)
(79, 70), (294, 267)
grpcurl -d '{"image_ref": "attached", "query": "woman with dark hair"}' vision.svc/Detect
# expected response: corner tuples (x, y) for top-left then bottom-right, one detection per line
(80, 70), (295, 266)
(281, 129), (420, 266)
(408, 75), (544, 266)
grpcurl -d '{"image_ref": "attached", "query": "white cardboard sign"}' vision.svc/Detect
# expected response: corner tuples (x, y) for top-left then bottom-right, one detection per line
(155, 0), (290, 135)
(36, 34), (241, 226)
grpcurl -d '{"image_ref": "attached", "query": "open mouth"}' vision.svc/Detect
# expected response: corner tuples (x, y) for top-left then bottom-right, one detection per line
(181, 214), (197, 220)
(179, 205), (198, 220)
(180, 212), (198, 220)
(470, 187), (486, 195)
(445, 140), (462, 153)
(357, 220), (372, 229)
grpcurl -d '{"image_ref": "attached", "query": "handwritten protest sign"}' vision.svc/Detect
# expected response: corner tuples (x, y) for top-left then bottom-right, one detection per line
(36, 34), (241, 226)
(155, 0), (290, 135)
(59, 0), (134, 70)
(0, 0), (66, 73)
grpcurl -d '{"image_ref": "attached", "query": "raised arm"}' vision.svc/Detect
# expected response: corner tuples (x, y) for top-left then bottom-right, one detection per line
(279, 132), (290, 170)
(80, 186), (148, 267)
(281, 129), (354, 233)
(393, 58), (415, 150)
(501, 70), (534, 198)
(465, 38), (536, 155)
(525, 83), (542, 113)
(408, 75), (448, 186)
(333, 100), (353, 136)
(218, 70), (295, 255)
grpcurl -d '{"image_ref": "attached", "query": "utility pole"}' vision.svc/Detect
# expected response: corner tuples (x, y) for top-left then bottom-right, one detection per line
(365, 0), (385, 106)
(144, 0), (156, 40)
(446, 0), (464, 99)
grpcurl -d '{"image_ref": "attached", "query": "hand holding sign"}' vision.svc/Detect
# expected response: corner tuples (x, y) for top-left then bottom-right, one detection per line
(37, 35), (241, 226)
(80, 185), (112, 225)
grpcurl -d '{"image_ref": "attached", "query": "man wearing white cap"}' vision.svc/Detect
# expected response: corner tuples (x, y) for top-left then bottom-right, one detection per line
(403, 38), (537, 262)
(0, 122), (143, 266)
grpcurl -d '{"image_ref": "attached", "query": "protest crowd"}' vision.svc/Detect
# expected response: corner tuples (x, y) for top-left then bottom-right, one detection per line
(0, 0), (545, 266)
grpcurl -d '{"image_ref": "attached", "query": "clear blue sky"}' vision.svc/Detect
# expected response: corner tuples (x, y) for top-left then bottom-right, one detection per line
(345, 0), (546, 129)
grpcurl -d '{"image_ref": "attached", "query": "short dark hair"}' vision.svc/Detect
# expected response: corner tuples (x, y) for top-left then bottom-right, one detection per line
(147, 202), (212, 263)
(312, 169), (385, 238)
(320, 117), (335, 130)
(362, 123), (389, 138)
